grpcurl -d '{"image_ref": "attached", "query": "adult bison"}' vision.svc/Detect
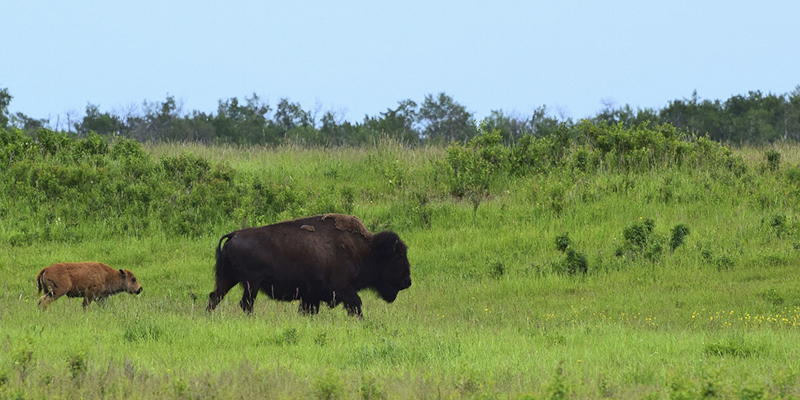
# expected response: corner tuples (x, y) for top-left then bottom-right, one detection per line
(207, 214), (412, 317)
(36, 262), (143, 310)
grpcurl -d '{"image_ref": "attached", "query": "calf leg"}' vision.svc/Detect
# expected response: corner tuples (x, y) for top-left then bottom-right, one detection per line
(38, 281), (65, 310)
(82, 296), (93, 310)
(207, 278), (238, 311)
(38, 293), (57, 309)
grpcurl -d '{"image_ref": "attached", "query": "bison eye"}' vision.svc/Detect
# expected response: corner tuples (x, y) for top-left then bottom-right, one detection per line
(132, 278), (137, 282)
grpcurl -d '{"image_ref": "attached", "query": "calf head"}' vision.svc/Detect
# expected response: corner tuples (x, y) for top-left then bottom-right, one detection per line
(371, 231), (412, 303)
(119, 269), (144, 294)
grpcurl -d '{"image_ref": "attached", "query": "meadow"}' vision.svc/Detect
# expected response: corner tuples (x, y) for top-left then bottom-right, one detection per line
(1, 124), (800, 399)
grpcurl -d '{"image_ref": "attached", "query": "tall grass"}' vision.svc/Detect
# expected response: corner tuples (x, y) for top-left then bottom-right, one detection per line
(2, 125), (800, 398)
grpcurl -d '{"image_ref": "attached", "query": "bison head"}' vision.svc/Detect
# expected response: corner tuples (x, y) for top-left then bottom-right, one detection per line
(370, 231), (412, 303)
(120, 269), (144, 294)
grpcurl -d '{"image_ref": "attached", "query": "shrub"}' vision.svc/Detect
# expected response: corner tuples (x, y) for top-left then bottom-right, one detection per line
(555, 232), (571, 253)
(768, 214), (788, 238)
(699, 245), (736, 271)
(360, 374), (385, 400)
(552, 232), (587, 275)
(314, 368), (344, 400)
(616, 218), (666, 262)
(544, 361), (571, 400)
(68, 351), (88, 380)
(446, 130), (508, 196)
(765, 149), (781, 172)
(275, 328), (300, 346)
(445, 129), (511, 220)
(75, 131), (109, 158)
(564, 249), (588, 275)
(759, 288), (784, 306)
(11, 337), (35, 384)
(489, 262), (505, 279)
(624, 218), (655, 249)
(669, 224), (691, 251)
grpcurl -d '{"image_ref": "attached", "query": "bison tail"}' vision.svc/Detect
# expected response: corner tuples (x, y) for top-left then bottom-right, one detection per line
(214, 232), (236, 282)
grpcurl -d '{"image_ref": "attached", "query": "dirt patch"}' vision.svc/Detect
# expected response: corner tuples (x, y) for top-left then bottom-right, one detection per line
(300, 225), (316, 232)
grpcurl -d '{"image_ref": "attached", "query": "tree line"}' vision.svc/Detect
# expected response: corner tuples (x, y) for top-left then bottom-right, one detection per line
(2, 86), (799, 146)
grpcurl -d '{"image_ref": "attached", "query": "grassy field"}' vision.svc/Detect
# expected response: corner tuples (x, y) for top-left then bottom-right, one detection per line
(2, 132), (800, 399)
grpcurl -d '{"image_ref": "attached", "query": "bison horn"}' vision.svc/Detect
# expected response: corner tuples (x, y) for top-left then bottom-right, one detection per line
(119, 269), (125, 278)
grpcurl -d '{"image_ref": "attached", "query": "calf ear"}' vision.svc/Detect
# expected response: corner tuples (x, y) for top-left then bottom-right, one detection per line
(119, 269), (126, 278)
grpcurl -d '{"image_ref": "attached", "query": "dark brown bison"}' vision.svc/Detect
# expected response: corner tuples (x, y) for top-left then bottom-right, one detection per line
(207, 214), (412, 317)
(36, 262), (143, 310)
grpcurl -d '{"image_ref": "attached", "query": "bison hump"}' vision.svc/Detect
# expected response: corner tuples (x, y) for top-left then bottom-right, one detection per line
(320, 214), (370, 239)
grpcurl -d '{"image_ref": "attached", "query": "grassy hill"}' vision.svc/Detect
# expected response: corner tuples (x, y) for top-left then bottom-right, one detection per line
(1, 124), (799, 399)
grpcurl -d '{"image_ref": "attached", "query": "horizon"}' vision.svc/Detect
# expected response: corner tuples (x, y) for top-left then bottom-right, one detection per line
(4, 2), (800, 126)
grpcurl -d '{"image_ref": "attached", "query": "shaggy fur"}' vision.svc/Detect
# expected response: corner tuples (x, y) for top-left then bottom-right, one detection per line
(321, 213), (370, 238)
(36, 262), (143, 310)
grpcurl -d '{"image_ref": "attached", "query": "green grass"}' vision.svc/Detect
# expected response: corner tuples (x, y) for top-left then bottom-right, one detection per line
(2, 141), (800, 399)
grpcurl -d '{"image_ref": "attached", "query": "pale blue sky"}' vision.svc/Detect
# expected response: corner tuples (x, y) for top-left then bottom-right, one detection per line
(3, 1), (799, 127)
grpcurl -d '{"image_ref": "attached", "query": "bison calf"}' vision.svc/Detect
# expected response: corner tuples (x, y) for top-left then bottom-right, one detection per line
(207, 214), (412, 317)
(36, 262), (143, 310)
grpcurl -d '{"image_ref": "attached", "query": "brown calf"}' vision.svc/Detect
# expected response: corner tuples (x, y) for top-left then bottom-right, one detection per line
(36, 262), (143, 310)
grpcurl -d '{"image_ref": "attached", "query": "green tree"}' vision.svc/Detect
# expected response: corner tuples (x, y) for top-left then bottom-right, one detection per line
(362, 99), (420, 143)
(482, 110), (525, 142)
(10, 112), (47, 134)
(595, 101), (661, 129)
(319, 111), (361, 146)
(784, 85), (800, 141)
(145, 96), (181, 141)
(0, 88), (11, 128)
(0, 88), (47, 134)
(172, 111), (216, 144)
(418, 92), (476, 143)
(273, 98), (312, 139)
(76, 103), (120, 136)
(213, 94), (275, 145)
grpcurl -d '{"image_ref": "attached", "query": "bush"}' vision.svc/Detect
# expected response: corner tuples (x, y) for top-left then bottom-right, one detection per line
(314, 368), (344, 400)
(765, 149), (781, 172)
(445, 129), (509, 199)
(623, 217), (655, 249)
(489, 262), (505, 279)
(560, 248), (588, 275)
(555, 232), (571, 253)
(669, 224), (691, 252)
(445, 128), (511, 220)
(616, 218), (666, 262)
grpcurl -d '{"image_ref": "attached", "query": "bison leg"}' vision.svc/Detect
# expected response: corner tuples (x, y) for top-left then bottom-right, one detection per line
(339, 288), (363, 318)
(239, 281), (259, 313)
(299, 298), (320, 315)
(207, 279), (238, 311)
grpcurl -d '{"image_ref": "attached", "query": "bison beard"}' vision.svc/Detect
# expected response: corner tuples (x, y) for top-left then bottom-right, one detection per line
(207, 214), (412, 317)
